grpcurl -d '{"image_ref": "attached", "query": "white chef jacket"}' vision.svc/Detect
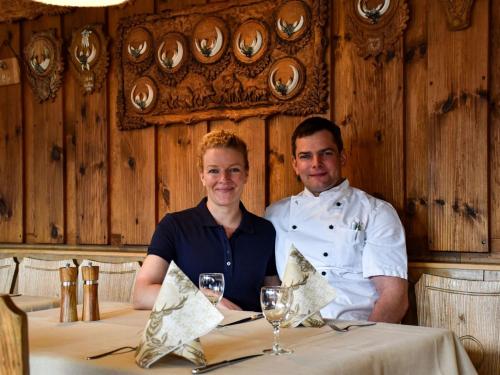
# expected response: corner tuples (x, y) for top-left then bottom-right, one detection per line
(265, 179), (407, 321)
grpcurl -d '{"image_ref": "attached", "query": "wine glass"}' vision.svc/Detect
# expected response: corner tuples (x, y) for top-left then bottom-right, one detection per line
(260, 286), (293, 355)
(199, 273), (225, 307)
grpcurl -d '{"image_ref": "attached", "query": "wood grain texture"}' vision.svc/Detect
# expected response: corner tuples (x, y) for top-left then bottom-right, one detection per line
(491, 0), (500, 254)
(416, 274), (500, 374)
(333, 1), (404, 214)
(404, 0), (429, 253)
(63, 8), (108, 245)
(0, 295), (29, 375)
(157, 122), (207, 217)
(428, 0), (489, 252)
(23, 15), (64, 244)
(109, 0), (156, 245)
(81, 265), (100, 321)
(267, 115), (304, 205)
(0, 23), (23, 243)
(58, 266), (77, 323)
(210, 118), (266, 215)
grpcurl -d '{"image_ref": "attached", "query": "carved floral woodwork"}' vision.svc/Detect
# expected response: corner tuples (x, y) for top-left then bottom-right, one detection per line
(344, 0), (409, 58)
(68, 24), (109, 94)
(439, 0), (476, 31)
(23, 29), (64, 102)
(116, 0), (329, 130)
(0, 39), (21, 87)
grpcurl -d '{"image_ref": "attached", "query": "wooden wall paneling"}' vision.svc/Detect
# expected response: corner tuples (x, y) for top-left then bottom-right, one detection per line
(404, 0), (429, 254)
(428, 0), (489, 252)
(333, 2), (404, 214)
(491, 0), (500, 254)
(109, 0), (156, 245)
(63, 8), (108, 245)
(267, 115), (305, 205)
(210, 119), (266, 215)
(0, 23), (23, 242)
(157, 122), (207, 217)
(23, 15), (65, 244)
(158, 0), (207, 12)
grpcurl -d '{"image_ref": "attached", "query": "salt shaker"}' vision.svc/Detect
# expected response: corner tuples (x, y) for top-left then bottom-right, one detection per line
(59, 264), (78, 323)
(82, 262), (100, 321)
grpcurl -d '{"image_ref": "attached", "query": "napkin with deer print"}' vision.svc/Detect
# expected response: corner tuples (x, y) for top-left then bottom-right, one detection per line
(135, 261), (224, 368)
(281, 244), (337, 328)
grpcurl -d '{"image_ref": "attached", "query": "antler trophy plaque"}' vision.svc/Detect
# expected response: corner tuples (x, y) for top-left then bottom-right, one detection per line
(344, 0), (409, 58)
(116, 0), (329, 130)
(68, 24), (109, 94)
(24, 29), (64, 102)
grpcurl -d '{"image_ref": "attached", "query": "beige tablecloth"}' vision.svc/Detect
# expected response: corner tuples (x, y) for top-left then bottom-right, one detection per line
(13, 294), (60, 312)
(28, 303), (476, 375)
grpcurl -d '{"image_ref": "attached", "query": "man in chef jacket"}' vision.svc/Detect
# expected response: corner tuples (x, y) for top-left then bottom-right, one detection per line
(265, 117), (408, 322)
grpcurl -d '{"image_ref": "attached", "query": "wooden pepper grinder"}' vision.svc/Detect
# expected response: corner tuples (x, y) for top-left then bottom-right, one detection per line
(82, 262), (100, 321)
(59, 264), (78, 323)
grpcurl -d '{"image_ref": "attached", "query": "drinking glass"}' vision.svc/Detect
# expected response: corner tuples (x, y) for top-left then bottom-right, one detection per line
(199, 273), (225, 307)
(260, 286), (293, 355)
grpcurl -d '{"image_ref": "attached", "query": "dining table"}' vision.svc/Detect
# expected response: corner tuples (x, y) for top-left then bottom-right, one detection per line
(10, 294), (60, 312)
(27, 302), (476, 374)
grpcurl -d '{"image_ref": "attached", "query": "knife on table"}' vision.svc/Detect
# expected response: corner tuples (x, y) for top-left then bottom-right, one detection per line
(218, 313), (264, 327)
(192, 353), (264, 374)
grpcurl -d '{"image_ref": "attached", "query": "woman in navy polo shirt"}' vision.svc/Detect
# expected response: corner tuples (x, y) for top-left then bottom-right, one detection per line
(133, 130), (280, 311)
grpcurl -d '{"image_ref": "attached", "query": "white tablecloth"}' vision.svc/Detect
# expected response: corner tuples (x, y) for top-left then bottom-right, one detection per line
(28, 303), (476, 374)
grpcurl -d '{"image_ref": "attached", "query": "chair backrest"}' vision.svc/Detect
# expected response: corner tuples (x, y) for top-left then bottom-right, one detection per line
(78, 260), (140, 303)
(0, 257), (17, 294)
(0, 295), (29, 375)
(416, 273), (500, 375)
(18, 257), (74, 298)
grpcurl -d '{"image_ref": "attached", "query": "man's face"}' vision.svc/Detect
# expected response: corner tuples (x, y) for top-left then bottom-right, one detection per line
(292, 129), (346, 196)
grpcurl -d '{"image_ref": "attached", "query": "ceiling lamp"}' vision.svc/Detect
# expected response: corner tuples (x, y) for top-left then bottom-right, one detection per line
(32, 0), (128, 6)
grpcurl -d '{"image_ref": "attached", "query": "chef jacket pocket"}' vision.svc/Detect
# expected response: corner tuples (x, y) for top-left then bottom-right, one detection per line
(327, 227), (365, 272)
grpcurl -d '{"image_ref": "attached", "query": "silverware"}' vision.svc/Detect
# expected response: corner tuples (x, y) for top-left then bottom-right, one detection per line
(192, 353), (264, 374)
(86, 345), (137, 360)
(217, 313), (264, 327)
(328, 322), (376, 332)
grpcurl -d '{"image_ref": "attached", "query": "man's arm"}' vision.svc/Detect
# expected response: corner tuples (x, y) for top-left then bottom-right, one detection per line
(368, 275), (408, 323)
(132, 254), (169, 309)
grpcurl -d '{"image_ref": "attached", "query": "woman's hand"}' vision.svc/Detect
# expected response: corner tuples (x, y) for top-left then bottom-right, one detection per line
(217, 297), (243, 310)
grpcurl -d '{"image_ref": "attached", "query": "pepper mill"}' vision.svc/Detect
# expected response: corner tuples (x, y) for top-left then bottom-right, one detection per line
(59, 264), (78, 323)
(82, 262), (100, 321)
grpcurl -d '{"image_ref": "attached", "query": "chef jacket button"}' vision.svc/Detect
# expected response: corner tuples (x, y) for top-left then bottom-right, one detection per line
(336, 202), (341, 207)
(321, 271), (326, 276)
(226, 261), (231, 266)
(292, 225), (297, 230)
(323, 252), (328, 257)
(329, 225), (334, 229)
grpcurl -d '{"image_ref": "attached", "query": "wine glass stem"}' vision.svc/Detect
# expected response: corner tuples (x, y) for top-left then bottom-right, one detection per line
(272, 324), (281, 352)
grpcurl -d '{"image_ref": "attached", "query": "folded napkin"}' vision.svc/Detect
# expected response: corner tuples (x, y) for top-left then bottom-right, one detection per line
(135, 261), (224, 368)
(281, 244), (336, 328)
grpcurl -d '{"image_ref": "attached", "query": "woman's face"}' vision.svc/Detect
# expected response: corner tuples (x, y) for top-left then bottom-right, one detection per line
(200, 147), (248, 208)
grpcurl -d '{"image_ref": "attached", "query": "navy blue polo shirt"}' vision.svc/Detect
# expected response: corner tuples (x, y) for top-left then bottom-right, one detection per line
(148, 198), (277, 312)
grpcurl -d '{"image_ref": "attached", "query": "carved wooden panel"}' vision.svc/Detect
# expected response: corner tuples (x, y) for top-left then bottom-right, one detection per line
(344, 0), (409, 58)
(439, 0), (476, 31)
(116, 0), (329, 129)
(23, 29), (64, 102)
(68, 24), (109, 94)
(416, 274), (500, 374)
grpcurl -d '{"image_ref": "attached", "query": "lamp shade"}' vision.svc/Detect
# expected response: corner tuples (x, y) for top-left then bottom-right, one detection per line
(32, 0), (128, 6)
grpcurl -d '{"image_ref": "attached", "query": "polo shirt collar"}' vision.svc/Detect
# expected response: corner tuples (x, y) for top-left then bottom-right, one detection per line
(196, 198), (255, 234)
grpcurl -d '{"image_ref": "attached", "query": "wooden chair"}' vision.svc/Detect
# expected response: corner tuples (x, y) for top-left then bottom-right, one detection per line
(0, 257), (17, 294)
(78, 260), (140, 303)
(18, 257), (74, 298)
(416, 273), (500, 375)
(0, 295), (29, 375)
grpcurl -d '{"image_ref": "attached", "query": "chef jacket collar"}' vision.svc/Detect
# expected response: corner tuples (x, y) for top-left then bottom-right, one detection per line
(300, 178), (351, 199)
